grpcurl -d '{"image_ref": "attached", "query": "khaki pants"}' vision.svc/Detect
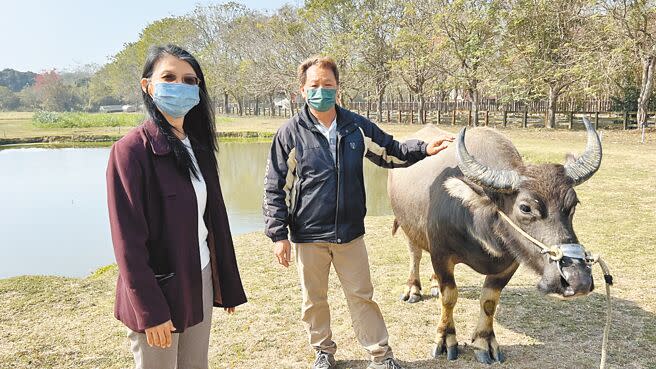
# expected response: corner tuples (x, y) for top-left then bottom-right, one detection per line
(127, 263), (214, 369)
(295, 236), (393, 363)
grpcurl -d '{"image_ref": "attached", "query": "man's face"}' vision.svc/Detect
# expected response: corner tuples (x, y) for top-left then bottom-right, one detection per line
(300, 65), (338, 99)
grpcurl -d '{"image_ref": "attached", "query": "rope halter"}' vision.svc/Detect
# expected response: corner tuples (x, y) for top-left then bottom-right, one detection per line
(496, 209), (613, 369)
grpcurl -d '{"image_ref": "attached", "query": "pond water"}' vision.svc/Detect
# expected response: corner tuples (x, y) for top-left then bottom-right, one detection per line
(0, 142), (392, 278)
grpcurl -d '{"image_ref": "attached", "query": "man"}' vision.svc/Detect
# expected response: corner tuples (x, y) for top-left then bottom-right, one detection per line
(263, 56), (453, 369)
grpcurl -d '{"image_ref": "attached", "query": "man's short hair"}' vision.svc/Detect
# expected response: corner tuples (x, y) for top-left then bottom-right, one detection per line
(298, 56), (340, 86)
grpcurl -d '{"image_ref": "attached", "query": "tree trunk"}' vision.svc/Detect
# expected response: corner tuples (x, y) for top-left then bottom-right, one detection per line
(237, 100), (243, 116)
(469, 88), (480, 127)
(269, 94), (276, 116)
(547, 85), (560, 129)
(285, 90), (295, 116)
(377, 88), (385, 122)
(223, 90), (229, 115)
(396, 87), (405, 103)
(419, 93), (426, 124)
(637, 55), (655, 130)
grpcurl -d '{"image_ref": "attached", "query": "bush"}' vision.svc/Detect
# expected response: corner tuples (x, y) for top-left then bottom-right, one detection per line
(32, 111), (144, 128)
(33, 110), (61, 124)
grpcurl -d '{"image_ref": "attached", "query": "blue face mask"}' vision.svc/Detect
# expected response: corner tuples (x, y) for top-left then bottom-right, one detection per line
(305, 87), (337, 112)
(151, 82), (200, 118)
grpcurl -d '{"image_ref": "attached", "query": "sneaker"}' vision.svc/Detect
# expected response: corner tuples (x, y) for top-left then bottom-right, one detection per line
(367, 358), (405, 369)
(313, 351), (336, 369)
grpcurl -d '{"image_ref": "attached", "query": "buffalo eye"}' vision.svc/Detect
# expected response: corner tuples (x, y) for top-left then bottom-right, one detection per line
(519, 204), (532, 214)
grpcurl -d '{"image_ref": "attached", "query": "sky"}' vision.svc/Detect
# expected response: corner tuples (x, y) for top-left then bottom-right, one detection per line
(0, 0), (298, 73)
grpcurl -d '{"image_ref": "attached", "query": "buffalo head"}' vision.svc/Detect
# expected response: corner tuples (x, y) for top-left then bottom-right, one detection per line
(455, 118), (602, 298)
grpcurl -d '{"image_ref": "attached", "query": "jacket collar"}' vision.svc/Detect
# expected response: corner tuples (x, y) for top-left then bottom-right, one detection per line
(299, 104), (356, 133)
(143, 118), (172, 156)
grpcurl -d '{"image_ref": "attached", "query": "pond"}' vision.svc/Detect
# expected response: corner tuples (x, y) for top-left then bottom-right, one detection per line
(0, 142), (392, 278)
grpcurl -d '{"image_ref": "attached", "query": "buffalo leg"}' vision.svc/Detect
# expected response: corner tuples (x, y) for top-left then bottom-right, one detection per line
(472, 263), (518, 364)
(431, 260), (458, 361)
(430, 273), (440, 297)
(400, 241), (423, 303)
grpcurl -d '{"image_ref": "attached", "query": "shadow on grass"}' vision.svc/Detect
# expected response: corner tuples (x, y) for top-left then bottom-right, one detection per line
(493, 286), (654, 368)
(340, 285), (655, 368)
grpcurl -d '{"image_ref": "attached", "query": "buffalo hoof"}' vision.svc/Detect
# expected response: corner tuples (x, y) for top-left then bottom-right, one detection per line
(431, 343), (458, 361)
(430, 287), (440, 297)
(474, 348), (505, 365)
(400, 290), (422, 303)
(406, 293), (422, 303)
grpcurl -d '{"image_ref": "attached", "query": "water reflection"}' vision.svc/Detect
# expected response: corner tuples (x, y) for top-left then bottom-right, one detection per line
(0, 142), (391, 278)
(218, 142), (392, 235)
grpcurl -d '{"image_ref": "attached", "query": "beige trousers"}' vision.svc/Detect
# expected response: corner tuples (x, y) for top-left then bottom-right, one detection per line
(127, 263), (214, 369)
(295, 236), (393, 363)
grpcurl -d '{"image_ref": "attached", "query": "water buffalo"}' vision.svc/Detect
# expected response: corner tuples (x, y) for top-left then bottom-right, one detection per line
(387, 118), (602, 364)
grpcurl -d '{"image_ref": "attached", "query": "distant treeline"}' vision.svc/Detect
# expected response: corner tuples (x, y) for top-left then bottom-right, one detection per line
(1, 0), (655, 128)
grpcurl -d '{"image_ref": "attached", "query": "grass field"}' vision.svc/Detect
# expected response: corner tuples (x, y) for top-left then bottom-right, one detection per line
(0, 112), (284, 142)
(0, 114), (655, 368)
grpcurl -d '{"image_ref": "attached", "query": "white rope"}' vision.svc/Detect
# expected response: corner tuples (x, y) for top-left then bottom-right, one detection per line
(496, 210), (613, 369)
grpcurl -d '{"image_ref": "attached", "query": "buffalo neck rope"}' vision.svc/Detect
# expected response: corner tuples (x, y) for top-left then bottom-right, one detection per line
(496, 210), (613, 369)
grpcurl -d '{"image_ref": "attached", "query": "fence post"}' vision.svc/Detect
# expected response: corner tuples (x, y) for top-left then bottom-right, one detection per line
(398, 107), (402, 124)
(437, 110), (441, 125)
(623, 111), (628, 130)
(523, 110), (528, 128)
(595, 111), (600, 130)
(568, 112), (574, 130)
(385, 101), (390, 123)
(502, 110), (508, 127)
(484, 110), (489, 126)
(452, 109), (456, 126)
(410, 102), (415, 124)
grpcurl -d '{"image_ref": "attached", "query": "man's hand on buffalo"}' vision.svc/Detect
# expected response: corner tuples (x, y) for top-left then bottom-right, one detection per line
(426, 134), (455, 156)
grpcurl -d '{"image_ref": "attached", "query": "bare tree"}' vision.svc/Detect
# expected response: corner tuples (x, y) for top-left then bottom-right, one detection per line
(603, 0), (656, 137)
(391, 0), (449, 124)
(501, 0), (599, 128)
(435, 0), (500, 126)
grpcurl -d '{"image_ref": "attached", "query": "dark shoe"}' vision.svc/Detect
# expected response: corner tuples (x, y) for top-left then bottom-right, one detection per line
(367, 358), (405, 369)
(313, 351), (336, 369)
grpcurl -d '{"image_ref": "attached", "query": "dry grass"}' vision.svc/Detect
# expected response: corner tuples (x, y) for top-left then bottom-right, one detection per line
(1, 120), (655, 368)
(0, 112), (285, 140)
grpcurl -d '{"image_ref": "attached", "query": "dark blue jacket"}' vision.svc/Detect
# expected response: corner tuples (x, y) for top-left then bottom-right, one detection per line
(263, 105), (428, 244)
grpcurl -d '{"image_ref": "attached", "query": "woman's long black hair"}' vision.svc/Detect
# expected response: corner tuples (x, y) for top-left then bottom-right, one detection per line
(141, 44), (218, 180)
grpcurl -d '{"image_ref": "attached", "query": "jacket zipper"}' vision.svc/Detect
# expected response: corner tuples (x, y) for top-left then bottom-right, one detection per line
(334, 132), (341, 243)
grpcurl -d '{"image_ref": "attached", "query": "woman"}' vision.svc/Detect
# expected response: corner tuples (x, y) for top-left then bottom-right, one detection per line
(106, 44), (247, 369)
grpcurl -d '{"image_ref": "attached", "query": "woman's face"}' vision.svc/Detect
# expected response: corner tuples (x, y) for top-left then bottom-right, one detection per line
(140, 54), (199, 96)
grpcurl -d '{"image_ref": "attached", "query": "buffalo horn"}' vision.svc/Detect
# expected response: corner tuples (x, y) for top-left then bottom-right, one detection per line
(455, 127), (522, 192)
(564, 117), (602, 186)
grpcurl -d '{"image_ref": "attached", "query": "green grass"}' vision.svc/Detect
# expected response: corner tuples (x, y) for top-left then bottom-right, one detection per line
(0, 123), (655, 368)
(32, 111), (144, 128)
(0, 112), (286, 143)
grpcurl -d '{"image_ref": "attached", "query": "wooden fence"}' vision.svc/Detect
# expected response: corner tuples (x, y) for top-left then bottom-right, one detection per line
(217, 100), (656, 130)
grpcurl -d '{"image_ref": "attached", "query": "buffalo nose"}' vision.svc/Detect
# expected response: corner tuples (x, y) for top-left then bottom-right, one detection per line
(563, 286), (576, 297)
(568, 275), (593, 296)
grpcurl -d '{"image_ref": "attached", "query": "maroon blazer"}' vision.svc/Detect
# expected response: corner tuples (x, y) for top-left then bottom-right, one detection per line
(106, 119), (247, 333)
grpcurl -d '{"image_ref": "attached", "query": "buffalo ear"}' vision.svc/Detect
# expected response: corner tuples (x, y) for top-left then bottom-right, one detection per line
(443, 177), (493, 210)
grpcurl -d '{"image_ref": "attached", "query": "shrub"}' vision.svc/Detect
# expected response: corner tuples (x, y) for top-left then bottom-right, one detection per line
(32, 111), (144, 128)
